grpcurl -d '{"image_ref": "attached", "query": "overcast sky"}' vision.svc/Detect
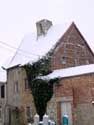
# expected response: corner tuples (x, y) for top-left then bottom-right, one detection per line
(0, 0), (94, 67)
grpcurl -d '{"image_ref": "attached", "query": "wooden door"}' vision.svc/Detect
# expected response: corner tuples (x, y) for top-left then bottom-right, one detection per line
(61, 102), (72, 125)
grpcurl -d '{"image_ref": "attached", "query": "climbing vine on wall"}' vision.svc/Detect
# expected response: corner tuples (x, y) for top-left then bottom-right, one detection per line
(24, 52), (60, 120)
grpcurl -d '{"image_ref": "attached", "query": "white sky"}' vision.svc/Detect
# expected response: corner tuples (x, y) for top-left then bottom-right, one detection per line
(0, 0), (94, 67)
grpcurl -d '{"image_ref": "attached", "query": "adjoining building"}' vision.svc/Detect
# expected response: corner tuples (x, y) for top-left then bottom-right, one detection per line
(0, 68), (7, 125)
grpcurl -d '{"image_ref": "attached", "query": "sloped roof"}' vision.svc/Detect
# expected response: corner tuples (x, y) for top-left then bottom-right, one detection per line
(0, 68), (6, 82)
(41, 64), (94, 80)
(1, 21), (94, 82)
(4, 22), (72, 69)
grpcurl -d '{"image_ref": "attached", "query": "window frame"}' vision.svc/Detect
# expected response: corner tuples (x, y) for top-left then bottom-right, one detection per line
(1, 85), (5, 98)
(14, 81), (19, 93)
(24, 78), (29, 90)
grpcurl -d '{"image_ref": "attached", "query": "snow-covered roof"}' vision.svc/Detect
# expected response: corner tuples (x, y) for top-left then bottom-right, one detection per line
(41, 64), (94, 80)
(0, 68), (6, 82)
(4, 22), (72, 68)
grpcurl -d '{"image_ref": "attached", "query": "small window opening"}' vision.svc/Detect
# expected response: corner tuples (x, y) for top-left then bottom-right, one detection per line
(0, 108), (2, 119)
(1, 85), (5, 98)
(25, 79), (29, 90)
(14, 81), (19, 93)
(61, 57), (66, 64)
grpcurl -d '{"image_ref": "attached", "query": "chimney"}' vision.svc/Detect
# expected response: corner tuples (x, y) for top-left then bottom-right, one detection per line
(36, 19), (52, 38)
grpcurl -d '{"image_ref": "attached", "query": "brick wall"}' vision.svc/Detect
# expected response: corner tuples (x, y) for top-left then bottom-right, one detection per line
(49, 23), (94, 125)
(54, 74), (94, 125)
(51, 23), (94, 70)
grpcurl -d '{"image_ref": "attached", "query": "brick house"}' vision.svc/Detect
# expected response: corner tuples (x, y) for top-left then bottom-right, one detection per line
(5, 19), (94, 125)
(47, 22), (94, 125)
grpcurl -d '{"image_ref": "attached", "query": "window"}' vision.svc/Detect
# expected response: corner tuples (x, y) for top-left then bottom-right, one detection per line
(74, 59), (78, 66)
(27, 107), (31, 117)
(0, 107), (2, 119)
(86, 60), (89, 64)
(61, 56), (66, 64)
(26, 106), (32, 122)
(61, 44), (67, 64)
(14, 81), (19, 93)
(25, 79), (29, 90)
(1, 85), (5, 98)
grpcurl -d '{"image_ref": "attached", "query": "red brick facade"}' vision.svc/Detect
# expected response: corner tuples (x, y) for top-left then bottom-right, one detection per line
(51, 23), (94, 125)
(55, 74), (94, 125)
(51, 23), (94, 70)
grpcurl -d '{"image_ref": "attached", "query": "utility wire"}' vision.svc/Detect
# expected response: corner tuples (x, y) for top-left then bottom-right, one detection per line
(0, 44), (37, 59)
(0, 40), (42, 67)
(8, 39), (30, 65)
(0, 44), (16, 52)
(0, 40), (41, 57)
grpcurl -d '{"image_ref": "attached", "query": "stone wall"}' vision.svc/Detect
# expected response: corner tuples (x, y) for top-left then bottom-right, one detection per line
(7, 66), (36, 124)
(47, 95), (57, 122)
